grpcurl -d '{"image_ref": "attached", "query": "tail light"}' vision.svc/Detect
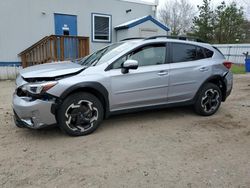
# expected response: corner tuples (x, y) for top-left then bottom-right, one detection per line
(223, 61), (233, 69)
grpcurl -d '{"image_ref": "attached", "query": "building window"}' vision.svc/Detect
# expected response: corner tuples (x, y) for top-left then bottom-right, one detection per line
(92, 13), (112, 43)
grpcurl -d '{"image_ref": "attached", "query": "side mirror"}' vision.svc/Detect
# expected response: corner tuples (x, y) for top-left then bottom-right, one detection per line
(121, 59), (138, 74)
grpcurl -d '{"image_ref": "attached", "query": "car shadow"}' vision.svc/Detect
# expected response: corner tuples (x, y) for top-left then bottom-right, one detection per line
(100, 106), (195, 130)
(17, 125), (66, 139)
(16, 106), (195, 138)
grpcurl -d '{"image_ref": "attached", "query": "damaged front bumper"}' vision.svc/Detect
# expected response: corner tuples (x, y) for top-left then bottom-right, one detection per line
(12, 94), (57, 129)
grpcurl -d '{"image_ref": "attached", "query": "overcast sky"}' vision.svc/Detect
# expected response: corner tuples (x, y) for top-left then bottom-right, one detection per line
(143, 0), (248, 7)
(142, 0), (249, 18)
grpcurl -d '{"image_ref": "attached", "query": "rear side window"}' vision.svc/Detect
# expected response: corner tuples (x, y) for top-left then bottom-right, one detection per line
(172, 43), (214, 63)
(172, 43), (196, 63)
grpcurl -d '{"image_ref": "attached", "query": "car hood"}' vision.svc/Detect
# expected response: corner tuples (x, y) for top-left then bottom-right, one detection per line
(20, 61), (85, 79)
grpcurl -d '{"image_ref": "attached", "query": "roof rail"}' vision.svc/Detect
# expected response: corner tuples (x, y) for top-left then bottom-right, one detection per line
(145, 35), (206, 43)
(121, 37), (145, 41)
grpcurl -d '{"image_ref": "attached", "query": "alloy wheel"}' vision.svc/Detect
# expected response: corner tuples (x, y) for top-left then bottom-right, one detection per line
(201, 89), (220, 113)
(65, 100), (98, 132)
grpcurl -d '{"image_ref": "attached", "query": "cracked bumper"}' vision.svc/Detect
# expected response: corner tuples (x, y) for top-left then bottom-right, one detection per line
(12, 94), (57, 129)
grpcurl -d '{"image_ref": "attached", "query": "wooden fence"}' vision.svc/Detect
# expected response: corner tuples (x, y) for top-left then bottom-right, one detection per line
(19, 35), (89, 67)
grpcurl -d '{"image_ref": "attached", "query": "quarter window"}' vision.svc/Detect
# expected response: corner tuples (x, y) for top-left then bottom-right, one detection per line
(196, 46), (206, 60)
(204, 48), (214, 58)
(92, 13), (111, 42)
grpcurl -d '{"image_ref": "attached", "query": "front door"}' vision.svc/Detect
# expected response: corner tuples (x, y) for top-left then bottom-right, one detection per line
(54, 14), (78, 59)
(107, 43), (169, 111)
(54, 13), (77, 36)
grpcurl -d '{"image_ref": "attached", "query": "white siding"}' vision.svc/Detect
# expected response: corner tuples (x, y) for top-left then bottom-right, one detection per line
(116, 20), (167, 41)
(0, 66), (22, 80)
(0, 0), (154, 63)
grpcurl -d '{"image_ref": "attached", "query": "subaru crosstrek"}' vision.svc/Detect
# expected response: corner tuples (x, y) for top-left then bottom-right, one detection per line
(13, 36), (233, 136)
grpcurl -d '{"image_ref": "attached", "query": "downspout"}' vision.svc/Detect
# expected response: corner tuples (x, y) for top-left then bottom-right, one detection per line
(153, 0), (159, 18)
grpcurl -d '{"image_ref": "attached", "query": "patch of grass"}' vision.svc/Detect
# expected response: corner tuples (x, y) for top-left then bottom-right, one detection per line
(231, 64), (246, 74)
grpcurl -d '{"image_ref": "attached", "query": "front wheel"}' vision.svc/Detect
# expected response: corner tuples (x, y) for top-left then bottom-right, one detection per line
(57, 92), (104, 136)
(194, 83), (222, 116)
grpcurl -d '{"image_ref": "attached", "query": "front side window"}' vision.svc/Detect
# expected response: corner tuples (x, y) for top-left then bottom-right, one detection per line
(112, 43), (166, 69)
(92, 13), (111, 42)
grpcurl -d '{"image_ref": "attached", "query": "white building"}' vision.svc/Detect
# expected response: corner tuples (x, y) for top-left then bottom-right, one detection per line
(0, 0), (169, 79)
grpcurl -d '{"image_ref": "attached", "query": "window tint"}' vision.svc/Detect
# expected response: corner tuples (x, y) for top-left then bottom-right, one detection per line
(172, 43), (197, 62)
(204, 48), (214, 58)
(92, 14), (111, 42)
(112, 43), (166, 69)
(196, 46), (206, 60)
(172, 43), (214, 63)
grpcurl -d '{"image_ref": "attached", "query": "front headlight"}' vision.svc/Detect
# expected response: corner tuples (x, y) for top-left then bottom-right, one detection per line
(22, 81), (58, 95)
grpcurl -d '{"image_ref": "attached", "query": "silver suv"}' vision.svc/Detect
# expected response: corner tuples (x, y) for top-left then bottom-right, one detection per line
(13, 36), (233, 136)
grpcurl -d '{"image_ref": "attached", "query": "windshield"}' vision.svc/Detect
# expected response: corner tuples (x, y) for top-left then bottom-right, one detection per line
(75, 42), (122, 66)
(75, 41), (138, 66)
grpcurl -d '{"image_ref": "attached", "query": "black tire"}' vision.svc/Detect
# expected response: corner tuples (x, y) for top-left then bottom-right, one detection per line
(194, 83), (222, 116)
(57, 92), (104, 136)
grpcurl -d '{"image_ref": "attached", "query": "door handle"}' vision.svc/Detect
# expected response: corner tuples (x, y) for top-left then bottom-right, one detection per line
(199, 67), (209, 72)
(158, 71), (168, 76)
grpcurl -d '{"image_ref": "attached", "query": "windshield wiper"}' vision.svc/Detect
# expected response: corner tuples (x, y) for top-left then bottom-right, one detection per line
(92, 48), (109, 66)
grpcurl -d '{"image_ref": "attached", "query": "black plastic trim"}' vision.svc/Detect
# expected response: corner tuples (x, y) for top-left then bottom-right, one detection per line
(109, 100), (194, 116)
(145, 35), (206, 43)
(57, 82), (110, 118)
(193, 74), (228, 102)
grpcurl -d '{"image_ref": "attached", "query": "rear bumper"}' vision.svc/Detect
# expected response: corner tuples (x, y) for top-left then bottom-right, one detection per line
(223, 71), (233, 100)
(12, 94), (57, 129)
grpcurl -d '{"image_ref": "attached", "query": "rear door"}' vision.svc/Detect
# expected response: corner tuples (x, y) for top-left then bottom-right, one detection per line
(168, 42), (213, 103)
(107, 43), (170, 111)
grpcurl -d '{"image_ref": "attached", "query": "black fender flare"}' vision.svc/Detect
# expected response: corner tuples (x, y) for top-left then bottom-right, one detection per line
(52, 82), (110, 118)
(193, 74), (227, 102)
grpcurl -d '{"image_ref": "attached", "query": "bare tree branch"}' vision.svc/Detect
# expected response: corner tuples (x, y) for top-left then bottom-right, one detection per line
(158, 0), (195, 35)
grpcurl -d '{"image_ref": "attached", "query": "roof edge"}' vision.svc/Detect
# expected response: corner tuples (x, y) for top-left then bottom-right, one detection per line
(119, 0), (156, 6)
(115, 15), (170, 32)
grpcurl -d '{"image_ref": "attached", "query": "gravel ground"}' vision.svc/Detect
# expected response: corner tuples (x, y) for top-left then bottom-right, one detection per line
(0, 74), (250, 188)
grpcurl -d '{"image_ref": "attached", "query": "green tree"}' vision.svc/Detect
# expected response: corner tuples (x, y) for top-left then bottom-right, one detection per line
(242, 19), (250, 43)
(214, 2), (244, 43)
(192, 0), (215, 42)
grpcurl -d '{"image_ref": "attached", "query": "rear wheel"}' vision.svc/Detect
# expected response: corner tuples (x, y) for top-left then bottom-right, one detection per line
(194, 83), (222, 116)
(57, 92), (103, 136)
